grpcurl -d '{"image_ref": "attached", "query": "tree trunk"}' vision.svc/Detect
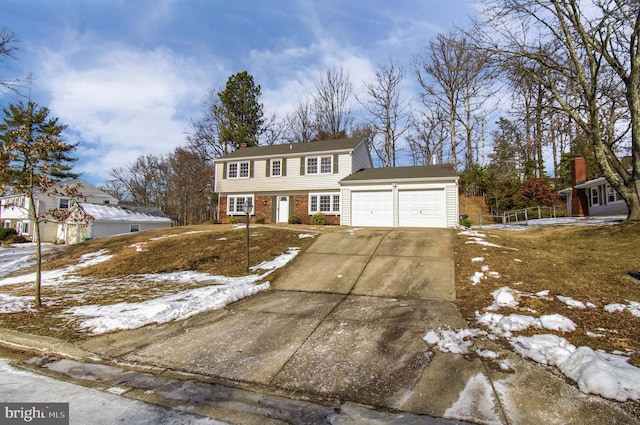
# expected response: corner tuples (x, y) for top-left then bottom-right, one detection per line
(29, 192), (42, 309)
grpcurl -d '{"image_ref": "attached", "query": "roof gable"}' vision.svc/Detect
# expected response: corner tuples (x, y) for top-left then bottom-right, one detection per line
(214, 137), (366, 161)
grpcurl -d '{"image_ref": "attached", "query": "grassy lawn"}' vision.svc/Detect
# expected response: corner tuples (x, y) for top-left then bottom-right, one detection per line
(0, 224), (316, 341)
(454, 222), (640, 367)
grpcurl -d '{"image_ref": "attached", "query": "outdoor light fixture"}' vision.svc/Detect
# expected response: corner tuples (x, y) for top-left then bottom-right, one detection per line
(241, 200), (252, 272)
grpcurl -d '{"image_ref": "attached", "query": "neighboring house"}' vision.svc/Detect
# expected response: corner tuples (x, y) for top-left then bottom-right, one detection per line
(558, 156), (628, 217)
(0, 179), (118, 242)
(213, 137), (460, 228)
(59, 203), (173, 244)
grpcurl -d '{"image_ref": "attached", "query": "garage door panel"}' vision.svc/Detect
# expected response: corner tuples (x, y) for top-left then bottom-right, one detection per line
(351, 191), (393, 227)
(399, 190), (446, 228)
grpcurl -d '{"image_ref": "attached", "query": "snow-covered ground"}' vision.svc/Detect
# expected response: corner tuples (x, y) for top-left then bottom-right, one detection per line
(424, 223), (640, 403)
(0, 230), (309, 332)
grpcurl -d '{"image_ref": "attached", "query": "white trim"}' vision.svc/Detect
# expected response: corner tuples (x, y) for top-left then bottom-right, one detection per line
(227, 161), (251, 179)
(227, 194), (255, 216)
(270, 158), (282, 177)
(306, 155), (332, 175)
(309, 192), (340, 214)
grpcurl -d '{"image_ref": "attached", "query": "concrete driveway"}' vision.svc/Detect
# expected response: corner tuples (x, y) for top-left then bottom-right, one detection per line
(76, 228), (636, 424)
(82, 228), (468, 412)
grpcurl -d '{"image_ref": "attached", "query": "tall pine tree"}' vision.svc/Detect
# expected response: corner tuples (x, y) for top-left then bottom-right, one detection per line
(215, 71), (264, 150)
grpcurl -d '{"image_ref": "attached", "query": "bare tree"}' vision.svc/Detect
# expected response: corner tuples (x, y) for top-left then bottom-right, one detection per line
(414, 32), (465, 169)
(312, 67), (354, 140)
(415, 31), (496, 170)
(0, 28), (24, 96)
(407, 108), (448, 166)
(109, 154), (169, 210)
(358, 61), (410, 167)
(286, 98), (316, 143)
(260, 113), (288, 146)
(166, 146), (215, 225)
(479, 0), (640, 221)
(186, 88), (227, 161)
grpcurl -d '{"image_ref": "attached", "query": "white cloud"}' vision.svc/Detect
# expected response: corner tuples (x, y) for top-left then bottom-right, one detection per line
(39, 46), (213, 183)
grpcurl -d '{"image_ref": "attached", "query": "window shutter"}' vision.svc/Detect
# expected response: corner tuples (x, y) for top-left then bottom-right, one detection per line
(282, 158), (287, 176)
(266, 159), (270, 177)
(271, 196), (277, 222)
(250, 160), (254, 178)
(300, 157), (306, 175)
(333, 154), (339, 174)
(222, 163), (227, 179)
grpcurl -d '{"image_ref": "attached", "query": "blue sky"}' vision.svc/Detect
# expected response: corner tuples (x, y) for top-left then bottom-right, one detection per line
(1, 0), (477, 185)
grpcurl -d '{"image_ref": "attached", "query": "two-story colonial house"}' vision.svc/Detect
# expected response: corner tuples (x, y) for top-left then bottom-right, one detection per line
(1, 179), (118, 242)
(214, 137), (460, 228)
(1, 179), (172, 243)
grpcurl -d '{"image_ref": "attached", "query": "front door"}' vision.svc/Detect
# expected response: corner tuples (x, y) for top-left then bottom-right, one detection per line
(277, 196), (289, 223)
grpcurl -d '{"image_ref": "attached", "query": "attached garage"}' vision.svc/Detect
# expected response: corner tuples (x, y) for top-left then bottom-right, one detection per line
(351, 191), (394, 227)
(398, 189), (446, 228)
(340, 165), (458, 228)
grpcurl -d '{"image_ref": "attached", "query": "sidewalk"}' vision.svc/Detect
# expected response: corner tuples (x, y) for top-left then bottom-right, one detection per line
(0, 228), (637, 424)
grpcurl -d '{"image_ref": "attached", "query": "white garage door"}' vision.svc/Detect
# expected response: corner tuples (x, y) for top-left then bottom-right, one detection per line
(399, 189), (446, 228)
(351, 191), (393, 227)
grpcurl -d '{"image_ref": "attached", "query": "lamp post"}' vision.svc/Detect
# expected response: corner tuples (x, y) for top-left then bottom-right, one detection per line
(241, 199), (252, 273)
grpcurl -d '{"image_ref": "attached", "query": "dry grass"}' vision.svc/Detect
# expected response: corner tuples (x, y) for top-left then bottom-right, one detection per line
(454, 222), (640, 367)
(0, 224), (317, 341)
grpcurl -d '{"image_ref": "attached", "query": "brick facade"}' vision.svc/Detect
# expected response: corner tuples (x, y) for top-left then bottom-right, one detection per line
(218, 195), (340, 225)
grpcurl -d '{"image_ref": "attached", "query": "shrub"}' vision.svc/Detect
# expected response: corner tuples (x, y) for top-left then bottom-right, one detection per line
(311, 212), (327, 226)
(255, 217), (265, 224)
(0, 228), (18, 241)
(5, 234), (27, 244)
(288, 216), (302, 224)
(460, 217), (473, 228)
(229, 217), (243, 224)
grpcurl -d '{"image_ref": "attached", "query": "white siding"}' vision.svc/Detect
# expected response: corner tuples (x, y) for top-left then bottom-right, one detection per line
(351, 142), (373, 172)
(216, 153), (353, 194)
(445, 183), (459, 227)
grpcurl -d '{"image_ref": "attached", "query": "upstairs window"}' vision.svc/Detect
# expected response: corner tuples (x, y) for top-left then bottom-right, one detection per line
(271, 159), (282, 177)
(306, 156), (332, 175)
(130, 224), (140, 233)
(59, 198), (70, 209)
(227, 161), (250, 179)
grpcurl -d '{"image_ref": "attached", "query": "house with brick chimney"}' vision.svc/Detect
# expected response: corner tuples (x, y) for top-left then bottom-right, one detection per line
(558, 157), (628, 217)
(213, 137), (460, 228)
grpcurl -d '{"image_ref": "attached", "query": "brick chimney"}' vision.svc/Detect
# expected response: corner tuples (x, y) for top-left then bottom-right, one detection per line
(571, 157), (588, 217)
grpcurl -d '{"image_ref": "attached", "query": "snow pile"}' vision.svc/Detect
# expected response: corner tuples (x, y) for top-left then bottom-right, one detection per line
(512, 335), (640, 402)
(476, 312), (576, 337)
(66, 248), (299, 334)
(605, 301), (640, 317)
(423, 328), (487, 354)
(66, 281), (271, 334)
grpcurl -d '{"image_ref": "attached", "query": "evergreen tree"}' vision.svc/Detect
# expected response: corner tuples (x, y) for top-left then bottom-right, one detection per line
(0, 101), (78, 308)
(214, 71), (264, 149)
